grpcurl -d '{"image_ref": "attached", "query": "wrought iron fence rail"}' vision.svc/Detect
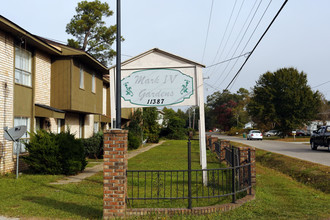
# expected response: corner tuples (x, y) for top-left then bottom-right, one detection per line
(127, 164), (252, 202)
(126, 139), (252, 208)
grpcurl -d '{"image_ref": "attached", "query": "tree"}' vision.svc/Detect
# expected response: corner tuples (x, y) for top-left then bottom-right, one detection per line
(160, 108), (187, 140)
(247, 67), (321, 134)
(206, 89), (250, 131)
(66, 0), (119, 66)
(142, 107), (160, 143)
(316, 94), (330, 124)
(126, 109), (143, 149)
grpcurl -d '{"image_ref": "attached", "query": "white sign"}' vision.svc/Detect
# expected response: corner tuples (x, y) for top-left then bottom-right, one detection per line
(121, 69), (193, 107)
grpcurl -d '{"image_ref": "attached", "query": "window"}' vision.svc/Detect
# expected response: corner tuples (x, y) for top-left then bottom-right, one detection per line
(79, 115), (84, 138)
(57, 119), (61, 134)
(13, 117), (30, 154)
(92, 73), (96, 93)
(94, 122), (99, 133)
(15, 47), (32, 86)
(80, 66), (84, 89)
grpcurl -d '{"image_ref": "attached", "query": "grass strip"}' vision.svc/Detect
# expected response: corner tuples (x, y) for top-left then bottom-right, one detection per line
(229, 140), (329, 193)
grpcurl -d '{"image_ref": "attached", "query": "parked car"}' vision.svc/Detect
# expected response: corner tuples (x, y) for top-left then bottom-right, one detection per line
(247, 130), (263, 140)
(296, 129), (307, 136)
(310, 126), (330, 150)
(264, 130), (278, 137)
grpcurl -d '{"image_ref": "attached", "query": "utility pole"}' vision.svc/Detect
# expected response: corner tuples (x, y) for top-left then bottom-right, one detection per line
(192, 108), (195, 130)
(115, 0), (121, 128)
(189, 108), (191, 128)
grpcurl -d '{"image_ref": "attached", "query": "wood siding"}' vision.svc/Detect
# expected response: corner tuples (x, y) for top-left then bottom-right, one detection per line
(14, 84), (33, 117)
(51, 58), (71, 110)
(51, 58), (103, 114)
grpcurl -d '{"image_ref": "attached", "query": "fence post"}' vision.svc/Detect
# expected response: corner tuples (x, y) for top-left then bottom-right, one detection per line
(187, 139), (192, 209)
(231, 147), (236, 203)
(248, 149), (252, 195)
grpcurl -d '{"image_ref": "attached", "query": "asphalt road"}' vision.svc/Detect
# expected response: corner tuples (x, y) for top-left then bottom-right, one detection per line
(210, 133), (330, 167)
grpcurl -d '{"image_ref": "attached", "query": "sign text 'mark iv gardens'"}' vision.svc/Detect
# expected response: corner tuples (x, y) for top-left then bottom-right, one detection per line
(121, 69), (193, 106)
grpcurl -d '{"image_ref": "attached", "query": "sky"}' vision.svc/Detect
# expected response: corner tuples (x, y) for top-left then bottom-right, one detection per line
(1, 0), (329, 101)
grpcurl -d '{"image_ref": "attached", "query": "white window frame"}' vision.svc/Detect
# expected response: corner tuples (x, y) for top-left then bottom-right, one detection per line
(57, 119), (62, 134)
(13, 117), (30, 154)
(93, 122), (99, 134)
(15, 47), (32, 87)
(79, 115), (84, 138)
(92, 73), (96, 93)
(80, 66), (84, 89)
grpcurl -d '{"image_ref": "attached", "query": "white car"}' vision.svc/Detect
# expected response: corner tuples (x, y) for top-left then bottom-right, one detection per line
(247, 130), (263, 140)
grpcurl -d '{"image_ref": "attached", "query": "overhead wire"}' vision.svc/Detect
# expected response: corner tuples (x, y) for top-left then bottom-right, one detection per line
(205, 0), (238, 76)
(225, 0), (289, 90)
(209, 0), (265, 88)
(312, 80), (330, 89)
(205, 52), (251, 69)
(212, 0), (246, 68)
(218, 0), (273, 87)
(201, 0), (214, 63)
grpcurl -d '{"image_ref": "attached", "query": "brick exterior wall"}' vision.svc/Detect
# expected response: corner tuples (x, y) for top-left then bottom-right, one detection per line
(35, 51), (51, 105)
(103, 129), (128, 219)
(0, 30), (14, 174)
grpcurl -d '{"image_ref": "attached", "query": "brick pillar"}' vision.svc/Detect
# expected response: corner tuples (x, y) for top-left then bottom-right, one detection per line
(235, 146), (256, 185)
(103, 129), (128, 219)
(220, 140), (230, 161)
(210, 137), (218, 152)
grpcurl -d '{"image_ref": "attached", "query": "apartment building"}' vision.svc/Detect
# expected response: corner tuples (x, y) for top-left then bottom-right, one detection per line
(0, 16), (111, 174)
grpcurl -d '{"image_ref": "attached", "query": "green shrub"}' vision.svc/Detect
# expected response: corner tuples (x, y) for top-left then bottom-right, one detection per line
(128, 132), (141, 149)
(147, 133), (159, 143)
(22, 130), (61, 174)
(82, 132), (103, 159)
(227, 127), (247, 136)
(56, 131), (87, 175)
(23, 130), (87, 175)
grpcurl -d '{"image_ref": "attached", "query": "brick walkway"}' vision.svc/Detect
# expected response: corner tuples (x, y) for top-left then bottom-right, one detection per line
(50, 141), (165, 185)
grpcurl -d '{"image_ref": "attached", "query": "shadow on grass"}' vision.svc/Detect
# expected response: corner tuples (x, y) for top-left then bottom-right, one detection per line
(23, 196), (102, 219)
(20, 173), (103, 200)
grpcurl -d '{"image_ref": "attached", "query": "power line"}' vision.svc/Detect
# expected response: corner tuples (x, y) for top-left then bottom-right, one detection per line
(201, 0), (214, 63)
(205, 0), (238, 76)
(218, 0), (273, 87)
(210, 0), (265, 87)
(205, 52), (250, 68)
(225, 0), (288, 90)
(215, 0), (246, 66)
(312, 80), (330, 89)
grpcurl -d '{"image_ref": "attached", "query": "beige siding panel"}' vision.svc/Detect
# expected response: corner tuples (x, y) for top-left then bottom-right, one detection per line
(65, 113), (80, 138)
(85, 114), (94, 138)
(103, 84), (107, 115)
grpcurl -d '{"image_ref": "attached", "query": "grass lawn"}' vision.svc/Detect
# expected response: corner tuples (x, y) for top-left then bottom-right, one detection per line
(0, 140), (329, 219)
(127, 140), (239, 209)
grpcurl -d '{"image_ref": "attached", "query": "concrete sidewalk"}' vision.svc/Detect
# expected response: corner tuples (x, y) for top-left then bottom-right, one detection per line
(50, 140), (165, 185)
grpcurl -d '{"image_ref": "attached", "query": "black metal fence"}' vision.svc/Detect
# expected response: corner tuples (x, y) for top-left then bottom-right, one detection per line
(126, 140), (252, 209)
